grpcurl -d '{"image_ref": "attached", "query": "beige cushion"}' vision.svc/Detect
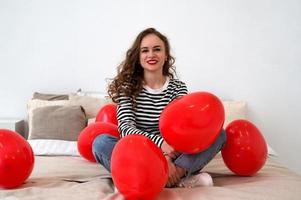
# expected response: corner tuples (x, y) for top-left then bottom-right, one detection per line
(33, 92), (69, 101)
(69, 93), (112, 119)
(222, 101), (247, 128)
(28, 105), (86, 141)
(26, 100), (71, 139)
(27, 99), (69, 112)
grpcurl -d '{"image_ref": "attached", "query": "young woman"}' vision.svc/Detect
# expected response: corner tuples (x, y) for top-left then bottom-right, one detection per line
(92, 28), (226, 188)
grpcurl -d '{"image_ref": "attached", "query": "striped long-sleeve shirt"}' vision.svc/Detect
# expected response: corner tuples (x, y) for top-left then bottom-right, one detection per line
(117, 78), (188, 148)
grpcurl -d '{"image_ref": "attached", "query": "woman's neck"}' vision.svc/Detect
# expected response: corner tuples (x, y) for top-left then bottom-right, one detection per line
(143, 73), (167, 90)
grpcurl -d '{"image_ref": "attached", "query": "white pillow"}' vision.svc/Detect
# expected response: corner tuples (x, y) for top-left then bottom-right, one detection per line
(76, 89), (109, 99)
(267, 145), (277, 156)
(28, 139), (79, 156)
(221, 101), (277, 156)
(222, 101), (247, 128)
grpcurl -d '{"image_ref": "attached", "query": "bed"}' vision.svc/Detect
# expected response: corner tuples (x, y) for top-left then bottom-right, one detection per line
(1, 92), (301, 200)
(1, 153), (301, 200)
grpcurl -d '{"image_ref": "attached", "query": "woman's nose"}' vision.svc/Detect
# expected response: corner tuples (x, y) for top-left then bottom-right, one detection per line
(147, 50), (155, 57)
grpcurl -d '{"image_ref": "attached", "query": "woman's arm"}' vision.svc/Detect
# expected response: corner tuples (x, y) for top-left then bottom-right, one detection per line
(172, 80), (188, 100)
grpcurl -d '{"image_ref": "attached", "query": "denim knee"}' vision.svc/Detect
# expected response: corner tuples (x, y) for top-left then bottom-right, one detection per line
(92, 134), (118, 157)
(92, 134), (109, 154)
(92, 134), (118, 172)
(174, 129), (227, 174)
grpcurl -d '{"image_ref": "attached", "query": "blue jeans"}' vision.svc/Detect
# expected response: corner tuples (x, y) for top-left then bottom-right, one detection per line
(92, 129), (226, 175)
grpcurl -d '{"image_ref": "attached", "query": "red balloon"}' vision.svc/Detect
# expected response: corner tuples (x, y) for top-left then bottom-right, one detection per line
(0, 129), (35, 189)
(111, 135), (168, 200)
(95, 104), (118, 125)
(77, 122), (119, 162)
(159, 91), (225, 154)
(221, 119), (267, 176)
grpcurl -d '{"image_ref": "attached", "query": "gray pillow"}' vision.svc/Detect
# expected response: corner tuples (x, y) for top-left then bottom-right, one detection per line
(33, 92), (69, 101)
(29, 105), (86, 141)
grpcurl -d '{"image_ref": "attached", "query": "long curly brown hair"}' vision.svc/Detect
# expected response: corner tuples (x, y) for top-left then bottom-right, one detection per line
(108, 28), (176, 104)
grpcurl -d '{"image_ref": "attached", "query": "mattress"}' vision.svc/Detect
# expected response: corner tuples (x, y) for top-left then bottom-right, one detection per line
(1, 154), (301, 200)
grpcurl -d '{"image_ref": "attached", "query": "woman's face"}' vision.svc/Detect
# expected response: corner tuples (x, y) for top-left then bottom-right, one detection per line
(139, 34), (167, 74)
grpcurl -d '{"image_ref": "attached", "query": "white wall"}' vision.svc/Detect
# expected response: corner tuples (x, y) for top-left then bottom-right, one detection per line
(1, 0), (300, 174)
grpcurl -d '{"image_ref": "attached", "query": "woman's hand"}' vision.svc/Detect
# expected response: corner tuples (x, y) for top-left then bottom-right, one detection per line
(165, 156), (182, 187)
(161, 141), (180, 159)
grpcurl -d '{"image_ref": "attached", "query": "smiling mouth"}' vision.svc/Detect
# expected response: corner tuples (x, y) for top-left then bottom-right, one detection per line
(147, 60), (158, 65)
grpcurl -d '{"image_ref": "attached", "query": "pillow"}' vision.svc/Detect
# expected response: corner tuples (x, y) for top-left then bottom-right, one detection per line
(69, 93), (112, 119)
(76, 88), (109, 98)
(28, 139), (79, 156)
(27, 99), (70, 112)
(33, 92), (69, 100)
(27, 99), (70, 138)
(28, 105), (86, 141)
(222, 101), (247, 128)
(267, 145), (277, 156)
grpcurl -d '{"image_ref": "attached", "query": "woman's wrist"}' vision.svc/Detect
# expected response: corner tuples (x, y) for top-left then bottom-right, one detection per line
(163, 152), (172, 161)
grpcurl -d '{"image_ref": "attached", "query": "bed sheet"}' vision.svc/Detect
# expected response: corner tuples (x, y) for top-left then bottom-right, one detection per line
(1, 154), (301, 200)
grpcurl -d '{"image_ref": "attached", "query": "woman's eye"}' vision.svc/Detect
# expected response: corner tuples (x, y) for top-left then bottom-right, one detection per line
(141, 49), (148, 53)
(154, 48), (161, 52)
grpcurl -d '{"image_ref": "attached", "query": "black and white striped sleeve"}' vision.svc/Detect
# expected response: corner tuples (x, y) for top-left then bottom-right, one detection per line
(171, 80), (188, 101)
(177, 80), (188, 97)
